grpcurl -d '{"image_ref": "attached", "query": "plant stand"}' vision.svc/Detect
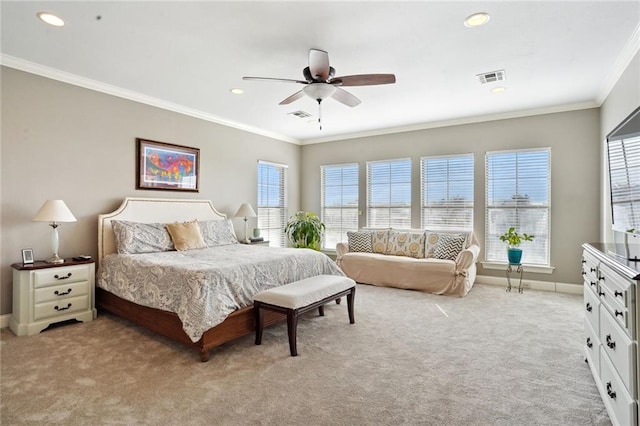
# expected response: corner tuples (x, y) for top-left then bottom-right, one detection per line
(506, 263), (524, 293)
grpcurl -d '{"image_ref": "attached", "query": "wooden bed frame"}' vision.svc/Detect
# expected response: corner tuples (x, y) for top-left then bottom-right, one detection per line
(97, 197), (285, 362)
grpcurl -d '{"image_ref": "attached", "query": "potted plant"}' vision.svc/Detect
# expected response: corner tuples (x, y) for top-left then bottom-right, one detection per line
(499, 227), (534, 264)
(284, 211), (325, 251)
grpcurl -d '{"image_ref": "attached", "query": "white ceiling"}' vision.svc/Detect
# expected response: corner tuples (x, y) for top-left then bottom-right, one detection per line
(2, 1), (640, 144)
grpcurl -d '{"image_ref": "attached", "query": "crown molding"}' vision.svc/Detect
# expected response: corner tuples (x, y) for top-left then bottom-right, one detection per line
(0, 55), (301, 146)
(596, 21), (640, 105)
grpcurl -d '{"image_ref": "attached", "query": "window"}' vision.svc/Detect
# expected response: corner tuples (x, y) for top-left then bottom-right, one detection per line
(321, 163), (359, 250)
(257, 160), (288, 247)
(366, 158), (411, 228)
(421, 154), (474, 230)
(485, 148), (550, 266)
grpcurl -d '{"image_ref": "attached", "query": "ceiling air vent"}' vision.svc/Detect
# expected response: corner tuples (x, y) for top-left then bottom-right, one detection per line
(477, 69), (506, 84)
(288, 110), (312, 119)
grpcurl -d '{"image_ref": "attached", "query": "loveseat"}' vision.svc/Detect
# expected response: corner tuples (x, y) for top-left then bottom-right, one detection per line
(336, 229), (480, 297)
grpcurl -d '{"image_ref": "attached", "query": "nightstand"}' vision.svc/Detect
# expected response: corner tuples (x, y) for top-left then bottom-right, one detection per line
(249, 240), (270, 246)
(10, 259), (96, 336)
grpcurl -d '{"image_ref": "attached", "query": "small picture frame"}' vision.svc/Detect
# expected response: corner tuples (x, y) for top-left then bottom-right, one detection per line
(21, 248), (34, 265)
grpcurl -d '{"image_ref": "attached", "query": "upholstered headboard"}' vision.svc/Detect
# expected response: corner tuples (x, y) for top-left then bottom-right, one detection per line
(98, 197), (227, 265)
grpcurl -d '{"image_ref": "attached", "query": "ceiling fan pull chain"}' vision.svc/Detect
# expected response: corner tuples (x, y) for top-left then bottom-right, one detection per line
(318, 99), (323, 130)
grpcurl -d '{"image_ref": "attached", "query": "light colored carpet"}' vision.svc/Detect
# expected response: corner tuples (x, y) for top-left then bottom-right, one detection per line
(1, 284), (609, 425)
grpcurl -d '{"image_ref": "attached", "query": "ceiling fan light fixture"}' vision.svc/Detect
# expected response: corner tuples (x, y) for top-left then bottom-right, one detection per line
(464, 12), (490, 28)
(230, 88), (244, 95)
(37, 12), (65, 27)
(303, 83), (336, 101)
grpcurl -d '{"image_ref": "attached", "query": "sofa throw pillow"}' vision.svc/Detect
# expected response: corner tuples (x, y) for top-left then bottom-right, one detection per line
(199, 219), (239, 247)
(433, 233), (467, 261)
(385, 230), (426, 258)
(347, 231), (373, 252)
(370, 229), (390, 254)
(166, 221), (207, 251)
(111, 220), (175, 254)
(425, 231), (470, 258)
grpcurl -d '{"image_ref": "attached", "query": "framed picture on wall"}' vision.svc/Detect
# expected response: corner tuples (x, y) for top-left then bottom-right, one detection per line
(136, 138), (200, 192)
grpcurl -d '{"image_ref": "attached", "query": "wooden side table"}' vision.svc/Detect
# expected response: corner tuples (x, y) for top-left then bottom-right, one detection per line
(10, 259), (96, 336)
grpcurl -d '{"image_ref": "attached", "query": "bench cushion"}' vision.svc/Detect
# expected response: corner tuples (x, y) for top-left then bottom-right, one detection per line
(254, 275), (355, 309)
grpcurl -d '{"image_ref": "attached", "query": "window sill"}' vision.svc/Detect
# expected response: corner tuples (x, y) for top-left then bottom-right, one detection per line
(480, 261), (555, 274)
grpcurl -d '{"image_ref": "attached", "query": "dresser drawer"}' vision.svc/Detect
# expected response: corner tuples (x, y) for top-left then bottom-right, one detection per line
(33, 295), (89, 321)
(584, 284), (600, 334)
(34, 265), (89, 288)
(585, 317), (600, 375)
(599, 262), (634, 311)
(34, 280), (89, 304)
(600, 347), (637, 426)
(582, 251), (600, 286)
(600, 308), (636, 396)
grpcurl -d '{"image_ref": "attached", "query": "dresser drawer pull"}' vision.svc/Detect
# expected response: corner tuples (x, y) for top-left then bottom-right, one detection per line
(606, 382), (617, 400)
(614, 290), (623, 298)
(590, 267), (597, 273)
(54, 273), (72, 280)
(54, 288), (72, 296)
(606, 334), (616, 349)
(599, 275), (605, 281)
(581, 259), (586, 264)
(585, 303), (592, 312)
(615, 310), (624, 318)
(586, 337), (593, 348)
(54, 303), (72, 311)
(590, 281), (596, 287)
(582, 271), (586, 276)
(599, 291), (605, 297)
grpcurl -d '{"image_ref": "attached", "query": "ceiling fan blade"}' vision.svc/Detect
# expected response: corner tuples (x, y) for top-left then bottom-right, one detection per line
(332, 74), (396, 86)
(309, 49), (330, 80)
(331, 87), (361, 107)
(279, 90), (306, 105)
(243, 76), (307, 84)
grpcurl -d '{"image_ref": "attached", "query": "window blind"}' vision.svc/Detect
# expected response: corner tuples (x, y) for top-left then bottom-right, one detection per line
(421, 154), (474, 230)
(321, 163), (359, 250)
(485, 148), (550, 266)
(366, 158), (411, 228)
(257, 161), (288, 247)
(608, 136), (640, 233)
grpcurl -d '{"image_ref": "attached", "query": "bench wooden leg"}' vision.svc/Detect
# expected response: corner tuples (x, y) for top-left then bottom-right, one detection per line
(347, 287), (356, 324)
(318, 305), (324, 316)
(287, 309), (298, 356)
(254, 301), (264, 345)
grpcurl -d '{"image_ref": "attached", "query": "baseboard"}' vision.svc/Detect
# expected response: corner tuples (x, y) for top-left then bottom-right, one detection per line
(476, 275), (582, 295)
(0, 313), (11, 329)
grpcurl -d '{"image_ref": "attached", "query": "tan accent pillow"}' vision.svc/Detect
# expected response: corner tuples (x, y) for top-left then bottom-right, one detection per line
(385, 230), (426, 258)
(166, 221), (207, 251)
(371, 229), (390, 254)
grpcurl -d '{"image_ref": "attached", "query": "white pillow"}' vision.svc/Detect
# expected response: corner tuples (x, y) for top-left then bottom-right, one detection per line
(198, 219), (239, 247)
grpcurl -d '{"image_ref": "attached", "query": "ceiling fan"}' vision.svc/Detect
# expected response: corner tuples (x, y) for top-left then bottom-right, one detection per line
(243, 49), (396, 129)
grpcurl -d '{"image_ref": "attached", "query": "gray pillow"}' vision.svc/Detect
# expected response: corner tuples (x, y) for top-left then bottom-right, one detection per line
(111, 220), (174, 254)
(347, 231), (373, 253)
(198, 219), (239, 247)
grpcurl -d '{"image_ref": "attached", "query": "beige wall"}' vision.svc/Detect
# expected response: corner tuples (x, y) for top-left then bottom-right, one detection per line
(0, 67), (301, 315)
(300, 108), (602, 285)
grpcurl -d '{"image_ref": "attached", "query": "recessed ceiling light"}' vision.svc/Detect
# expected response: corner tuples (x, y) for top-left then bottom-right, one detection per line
(464, 12), (490, 28)
(37, 12), (65, 27)
(491, 87), (506, 94)
(230, 88), (244, 95)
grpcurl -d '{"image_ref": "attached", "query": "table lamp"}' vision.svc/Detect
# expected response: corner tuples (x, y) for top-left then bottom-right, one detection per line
(32, 199), (77, 263)
(234, 203), (257, 244)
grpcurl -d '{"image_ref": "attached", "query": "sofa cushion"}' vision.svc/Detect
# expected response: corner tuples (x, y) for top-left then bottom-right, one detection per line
(347, 231), (373, 253)
(433, 233), (467, 260)
(425, 231), (470, 258)
(371, 229), (389, 254)
(385, 230), (426, 258)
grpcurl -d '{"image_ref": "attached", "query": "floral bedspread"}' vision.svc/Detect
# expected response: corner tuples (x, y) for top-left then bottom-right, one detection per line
(97, 245), (344, 342)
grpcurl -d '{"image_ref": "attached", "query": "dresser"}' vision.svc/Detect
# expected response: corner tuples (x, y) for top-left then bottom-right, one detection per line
(583, 243), (639, 426)
(10, 259), (96, 336)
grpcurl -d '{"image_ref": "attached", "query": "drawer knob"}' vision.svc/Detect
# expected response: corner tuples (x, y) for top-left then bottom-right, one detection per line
(54, 288), (72, 296)
(606, 334), (616, 349)
(582, 271), (586, 276)
(586, 303), (592, 312)
(598, 291), (605, 297)
(54, 272), (72, 280)
(581, 259), (586, 264)
(590, 267), (596, 273)
(614, 290), (623, 298)
(590, 281), (596, 287)
(586, 337), (593, 348)
(606, 382), (617, 400)
(54, 303), (72, 311)
(615, 310), (624, 318)
(599, 275), (605, 281)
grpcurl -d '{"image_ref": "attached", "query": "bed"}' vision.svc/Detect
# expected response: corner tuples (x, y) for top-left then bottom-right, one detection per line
(96, 197), (344, 361)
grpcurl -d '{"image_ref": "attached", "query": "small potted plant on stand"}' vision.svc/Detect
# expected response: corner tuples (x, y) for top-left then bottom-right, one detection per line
(284, 211), (325, 251)
(499, 227), (534, 264)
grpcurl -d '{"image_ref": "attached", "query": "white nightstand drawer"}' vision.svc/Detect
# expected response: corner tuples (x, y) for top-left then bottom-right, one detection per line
(600, 308), (637, 396)
(585, 317), (600, 375)
(33, 295), (89, 321)
(34, 265), (89, 288)
(600, 347), (637, 426)
(584, 284), (600, 334)
(34, 280), (89, 304)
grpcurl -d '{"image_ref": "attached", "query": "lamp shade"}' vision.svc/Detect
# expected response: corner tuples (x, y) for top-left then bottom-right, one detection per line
(32, 200), (77, 223)
(234, 203), (257, 218)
